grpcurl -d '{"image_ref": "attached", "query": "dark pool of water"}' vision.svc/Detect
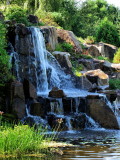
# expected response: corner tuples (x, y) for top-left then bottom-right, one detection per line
(1, 129), (120, 160)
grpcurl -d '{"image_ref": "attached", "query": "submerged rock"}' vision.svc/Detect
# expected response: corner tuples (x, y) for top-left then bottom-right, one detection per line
(49, 87), (66, 98)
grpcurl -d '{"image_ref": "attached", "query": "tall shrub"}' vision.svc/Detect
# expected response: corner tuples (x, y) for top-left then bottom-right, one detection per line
(113, 48), (120, 63)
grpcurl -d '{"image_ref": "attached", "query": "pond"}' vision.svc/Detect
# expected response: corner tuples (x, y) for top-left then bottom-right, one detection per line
(1, 128), (120, 160)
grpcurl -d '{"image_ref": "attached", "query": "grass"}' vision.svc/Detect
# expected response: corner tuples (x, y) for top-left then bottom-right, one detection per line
(109, 79), (120, 90)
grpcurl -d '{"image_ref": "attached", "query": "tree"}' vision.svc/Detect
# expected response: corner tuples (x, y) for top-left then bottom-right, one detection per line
(96, 18), (120, 46)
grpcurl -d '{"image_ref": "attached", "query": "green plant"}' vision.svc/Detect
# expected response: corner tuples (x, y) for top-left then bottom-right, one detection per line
(84, 36), (96, 44)
(0, 22), (12, 87)
(97, 56), (109, 61)
(113, 48), (120, 64)
(96, 17), (120, 47)
(55, 42), (73, 53)
(109, 79), (120, 89)
(5, 5), (29, 26)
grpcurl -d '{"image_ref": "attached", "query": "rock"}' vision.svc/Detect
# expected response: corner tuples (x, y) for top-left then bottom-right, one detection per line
(28, 15), (39, 24)
(11, 80), (25, 100)
(87, 96), (119, 129)
(0, 12), (4, 21)
(23, 79), (37, 99)
(98, 42), (117, 59)
(30, 102), (45, 117)
(98, 90), (117, 102)
(88, 45), (101, 57)
(57, 28), (82, 53)
(41, 26), (58, 51)
(15, 24), (31, 37)
(52, 51), (72, 73)
(12, 98), (26, 119)
(49, 87), (66, 98)
(84, 69), (109, 89)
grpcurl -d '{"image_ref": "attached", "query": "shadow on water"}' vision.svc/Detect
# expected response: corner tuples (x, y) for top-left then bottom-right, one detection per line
(1, 129), (120, 160)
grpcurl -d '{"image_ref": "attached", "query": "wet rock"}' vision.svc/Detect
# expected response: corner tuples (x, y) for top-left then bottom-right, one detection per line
(57, 28), (82, 53)
(49, 87), (66, 98)
(52, 51), (72, 73)
(87, 96), (119, 129)
(30, 102), (45, 117)
(15, 24), (31, 37)
(28, 15), (39, 24)
(41, 26), (58, 51)
(98, 90), (117, 102)
(23, 79), (37, 99)
(84, 69), (109, 89)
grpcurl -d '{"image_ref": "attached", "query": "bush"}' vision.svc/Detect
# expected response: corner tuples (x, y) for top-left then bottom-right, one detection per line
(5, 5), (29, 26)
(109, 79), (120, 89)
(97, 56), (109, 61)
(113, 48), (120, 63)
(96, 18), (120, 47)
(55, 42), (73, 53)
(0, 22), (11, 86)
(84, 36), (96, 44)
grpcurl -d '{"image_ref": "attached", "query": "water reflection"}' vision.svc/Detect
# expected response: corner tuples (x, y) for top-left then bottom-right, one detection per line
(1, 129), (120, 160)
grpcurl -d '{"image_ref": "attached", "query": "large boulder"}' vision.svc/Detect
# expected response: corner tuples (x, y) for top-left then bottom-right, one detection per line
(87, 95), (119, 129)
(52, 51), (72, 73)
(56, 29), (82, 53)
(49, 87), (66, 98)
(84, 69), (109, 89)
(30, 102), (45, 117)
(41, 26), (58, 51)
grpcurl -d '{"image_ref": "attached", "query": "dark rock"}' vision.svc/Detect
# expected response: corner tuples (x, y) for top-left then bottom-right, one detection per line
(23, 79), (37, 99)
(15, 24), (31, 37)
(87, 97), (119, 129)
(28, 15), (39, 24)
(30, 102), (45, 117)
(12, 98), (26, 119)
(49, 87), (66, 98)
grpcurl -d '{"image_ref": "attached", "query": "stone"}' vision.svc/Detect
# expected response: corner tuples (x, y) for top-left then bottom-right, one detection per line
(57, 28), (82, 53)
(23, 79), (37, 99)
(87, 96), (119, 129)
(84, 69), (109, 88)
(12, 98), (26, 119)
(49, 87), (66, 98)
(88, 45), (101, 57)
(28, 15), (39, 24)
(52, 51), (72, 73)
(15, 24), (31, 37)
(30, 102), (45, 117)
(41, 26), (58, 51)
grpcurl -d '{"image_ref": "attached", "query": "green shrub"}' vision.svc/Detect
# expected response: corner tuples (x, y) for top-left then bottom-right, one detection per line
(97, 56), (109, 61)
(113, 48), (120, 63)
(5, 5), (29, 26)
(109, 79), (120, 89)
(96, 18), (120, 47)
(0, 22), (11, 87)
(55, 42), (73, 53)
(84, 36), (96, 44)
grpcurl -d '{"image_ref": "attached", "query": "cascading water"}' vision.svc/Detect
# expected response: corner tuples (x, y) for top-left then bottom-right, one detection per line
(12, 26), (120, 131)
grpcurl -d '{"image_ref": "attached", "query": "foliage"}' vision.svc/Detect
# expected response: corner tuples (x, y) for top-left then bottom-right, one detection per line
(0, 124), (47, 156)
(113, 48), (120, 63)
(0, 22), (11, 86)
(97, 56), (109, 61)
(96, 18), (120, 46)
(84, 36), (96, 44)
(5, 5), (29, 26)
(109, 79), (120, 89)
(55, 42), (73, 53)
